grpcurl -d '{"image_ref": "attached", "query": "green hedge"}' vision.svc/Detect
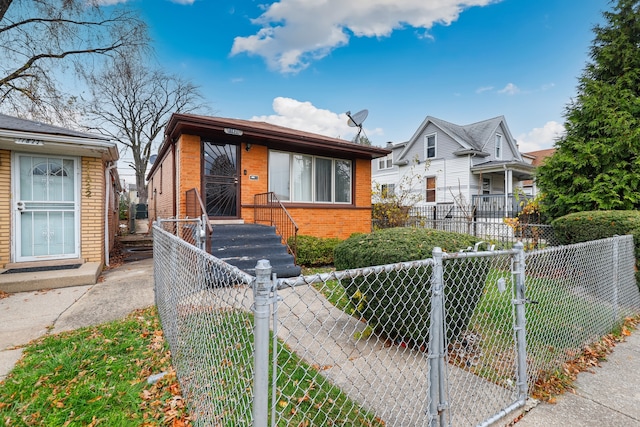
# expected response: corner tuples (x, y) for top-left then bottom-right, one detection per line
(552, 210), (640, 287)
(334, 228), (488, 346)
(289, 235), (342, 267)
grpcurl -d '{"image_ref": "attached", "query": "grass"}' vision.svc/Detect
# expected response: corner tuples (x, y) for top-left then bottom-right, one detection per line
(0, 306), (187, 426)
(0, 300), (383, 426)
(174, 307), (383, 426)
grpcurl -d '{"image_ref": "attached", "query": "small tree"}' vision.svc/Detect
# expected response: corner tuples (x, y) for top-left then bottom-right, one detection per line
(372, 158), (429, 229)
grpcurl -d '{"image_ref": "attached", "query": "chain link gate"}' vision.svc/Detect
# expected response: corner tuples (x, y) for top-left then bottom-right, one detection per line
(256, 245), (529, 427)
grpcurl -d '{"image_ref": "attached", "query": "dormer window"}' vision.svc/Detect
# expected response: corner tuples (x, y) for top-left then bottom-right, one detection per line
(378, 153), (393, 170)
(495, 134), (502, 159)
(425, 133), (436, 159)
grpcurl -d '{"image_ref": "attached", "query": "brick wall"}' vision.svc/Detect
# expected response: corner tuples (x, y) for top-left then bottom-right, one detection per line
(0, 150), (10, 266)
(240, 143), (268, 222)
(148, 145), (176, 221)
(177, 134), (202, 218)
(80, 157), (105, 263)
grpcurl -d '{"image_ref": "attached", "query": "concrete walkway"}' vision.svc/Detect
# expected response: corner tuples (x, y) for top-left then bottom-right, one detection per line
(0, 257), (154, 381)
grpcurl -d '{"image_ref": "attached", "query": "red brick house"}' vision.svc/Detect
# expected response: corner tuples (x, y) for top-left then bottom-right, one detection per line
(147, 113), (390, 240)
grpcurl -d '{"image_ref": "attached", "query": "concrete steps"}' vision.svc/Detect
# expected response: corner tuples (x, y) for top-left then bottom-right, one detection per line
(210, 224), (301, 278)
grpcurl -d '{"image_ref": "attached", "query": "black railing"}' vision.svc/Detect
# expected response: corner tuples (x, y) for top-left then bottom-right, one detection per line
(186, 188), (213, 253)
(254, 192), (299, 260)
(471, 194), (531, 218)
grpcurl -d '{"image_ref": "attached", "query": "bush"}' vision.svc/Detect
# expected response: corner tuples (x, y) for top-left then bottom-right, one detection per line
(289, 235), (342, 267)
(552, 210), (640, 287)
(334, 228), (488, 346)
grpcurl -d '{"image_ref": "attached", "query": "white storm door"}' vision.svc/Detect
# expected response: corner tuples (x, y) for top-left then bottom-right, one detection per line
(14, 154), (80, 261)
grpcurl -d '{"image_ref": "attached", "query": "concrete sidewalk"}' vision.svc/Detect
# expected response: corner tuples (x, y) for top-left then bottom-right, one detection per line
(0, 257), (154, 381)
(514, 330), (640, 427)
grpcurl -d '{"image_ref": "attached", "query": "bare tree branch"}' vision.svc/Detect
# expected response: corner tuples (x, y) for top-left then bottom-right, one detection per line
(0, 0), (147, 123)
(83, 56), (208, 204)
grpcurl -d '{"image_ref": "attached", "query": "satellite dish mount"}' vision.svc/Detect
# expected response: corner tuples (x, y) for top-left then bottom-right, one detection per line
(346, 109), (368, 142)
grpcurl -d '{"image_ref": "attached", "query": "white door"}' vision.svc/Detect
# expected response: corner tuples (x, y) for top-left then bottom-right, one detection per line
(14, 154), (79, 261)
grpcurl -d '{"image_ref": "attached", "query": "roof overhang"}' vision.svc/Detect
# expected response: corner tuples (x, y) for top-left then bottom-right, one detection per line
(470, 160), (535, 180)
(149, 113), (390, 178)
(454, 149), (490, 157)
(0, 128), (118, 161)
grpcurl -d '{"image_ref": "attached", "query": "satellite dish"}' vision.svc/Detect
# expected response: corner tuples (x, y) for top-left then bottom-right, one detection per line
(347, 109), (368, 127)
(149, 154), (158, 165)
(346, 109), (369, 142)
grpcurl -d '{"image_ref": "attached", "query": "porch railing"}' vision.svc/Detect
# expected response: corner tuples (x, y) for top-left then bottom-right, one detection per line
(253, 192), (298, 260)
(472, 194), (531, 218)
(185, 188), (213, 253)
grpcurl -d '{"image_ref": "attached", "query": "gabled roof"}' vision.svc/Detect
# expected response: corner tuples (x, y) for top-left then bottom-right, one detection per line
(397, 115), (522, 163)
(0, 113), (118, 161)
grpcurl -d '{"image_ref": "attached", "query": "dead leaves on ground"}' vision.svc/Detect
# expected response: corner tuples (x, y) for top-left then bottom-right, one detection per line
(531, 315), (640, 403)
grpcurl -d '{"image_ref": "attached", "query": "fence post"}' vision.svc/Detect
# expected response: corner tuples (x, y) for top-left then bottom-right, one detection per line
(612, 237), (620, 321)
(253, 260), (272, 427)
(428, 247), (448, 426)
(513, 242), (528, 401)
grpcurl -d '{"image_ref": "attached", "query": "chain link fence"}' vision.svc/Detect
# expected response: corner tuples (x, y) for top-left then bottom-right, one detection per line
(153, 221), (640, 427)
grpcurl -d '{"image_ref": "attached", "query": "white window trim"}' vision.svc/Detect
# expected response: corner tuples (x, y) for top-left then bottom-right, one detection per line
(495, 134), (502, 160)
(269, 150), (352, 204)
(425, 133), (437, 159)
(426, 175), (437, 203)
(378, 153), (393, 170)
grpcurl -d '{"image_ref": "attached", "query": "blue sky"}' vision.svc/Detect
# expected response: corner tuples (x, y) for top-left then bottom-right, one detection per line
(105, 0), (607, 155)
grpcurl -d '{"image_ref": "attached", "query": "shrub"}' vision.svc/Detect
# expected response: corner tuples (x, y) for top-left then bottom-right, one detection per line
(289, 235), (342, 267)
(334, 227), (488, 346)
(552, 210), (640, 287)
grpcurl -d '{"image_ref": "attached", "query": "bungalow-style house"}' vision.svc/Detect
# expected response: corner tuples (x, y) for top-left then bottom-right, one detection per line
(372, 115), (535, 219)
(0, 114), (121, 292)
(147, 113), (390, 241)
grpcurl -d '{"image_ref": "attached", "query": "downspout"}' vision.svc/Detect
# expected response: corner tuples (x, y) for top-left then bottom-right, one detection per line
(104, 162), (118, 267)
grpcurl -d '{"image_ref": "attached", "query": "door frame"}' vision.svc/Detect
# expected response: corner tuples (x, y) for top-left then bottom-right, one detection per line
(11, 152), (81, 262)
(201, 140), (241, 219)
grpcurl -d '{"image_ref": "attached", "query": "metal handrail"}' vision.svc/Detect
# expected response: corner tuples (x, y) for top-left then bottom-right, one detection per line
(186, 188), (213, 252)
(253, 192), (299, 261)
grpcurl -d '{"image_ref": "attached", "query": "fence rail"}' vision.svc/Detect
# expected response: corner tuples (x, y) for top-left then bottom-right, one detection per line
(153, 222), (640, 427)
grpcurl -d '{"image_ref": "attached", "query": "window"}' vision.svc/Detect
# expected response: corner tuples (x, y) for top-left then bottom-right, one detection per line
(495, 134), (502, 159)
(426, 176), (436, 203)
(378, 154), (393, 170)
(482, 177), (491, 194)
(380, 183), (395, 198)
(268, 151), (352, 203)
(425, 134), (436, 159)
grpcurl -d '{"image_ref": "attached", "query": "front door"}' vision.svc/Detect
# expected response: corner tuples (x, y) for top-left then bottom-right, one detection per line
(13, 154), (79, 261)
(203, 141), (240, 218)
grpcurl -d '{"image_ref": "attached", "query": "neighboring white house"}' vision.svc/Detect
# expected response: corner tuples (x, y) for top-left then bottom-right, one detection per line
(372, 115), (535, 219)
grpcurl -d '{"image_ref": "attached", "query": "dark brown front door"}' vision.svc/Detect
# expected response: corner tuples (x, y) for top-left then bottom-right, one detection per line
(203, 141), (239, 218)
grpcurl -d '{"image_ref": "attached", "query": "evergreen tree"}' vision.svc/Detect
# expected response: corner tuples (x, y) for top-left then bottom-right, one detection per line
(537, 0), (640, 219)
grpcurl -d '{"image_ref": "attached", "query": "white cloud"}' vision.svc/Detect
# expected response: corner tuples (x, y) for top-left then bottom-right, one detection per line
(231, 0), (499, 73)
(516, 121), (565, 153)
(475, 86), (494, 94)
(250, 97), (383, 141)
(498, 82), (520, 95)
(169, 0), (196, 4)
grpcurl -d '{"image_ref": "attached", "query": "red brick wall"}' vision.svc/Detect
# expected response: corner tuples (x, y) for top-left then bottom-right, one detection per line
(149, 136), (373, 240)
(148, 145), (176, 221)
